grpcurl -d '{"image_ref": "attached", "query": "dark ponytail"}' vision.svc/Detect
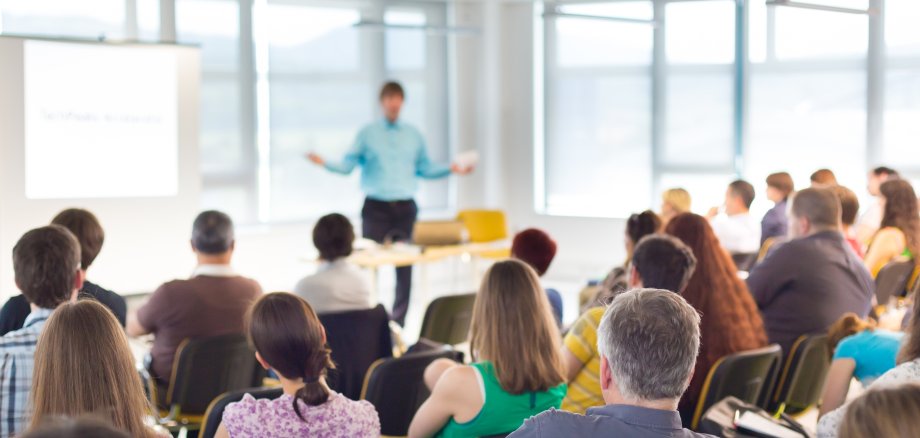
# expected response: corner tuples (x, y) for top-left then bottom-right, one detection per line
(246, 292), (336, 422)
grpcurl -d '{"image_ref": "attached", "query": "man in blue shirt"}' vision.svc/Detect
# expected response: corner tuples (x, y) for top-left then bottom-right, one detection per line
(308, 82), (471, 325)
(0, 225), (83, 437)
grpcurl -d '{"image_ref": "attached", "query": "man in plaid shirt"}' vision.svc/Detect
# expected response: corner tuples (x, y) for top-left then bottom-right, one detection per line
(0, 225), (83, 437)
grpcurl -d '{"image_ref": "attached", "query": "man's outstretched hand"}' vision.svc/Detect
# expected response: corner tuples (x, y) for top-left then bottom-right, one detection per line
(306, 152), (324, 166)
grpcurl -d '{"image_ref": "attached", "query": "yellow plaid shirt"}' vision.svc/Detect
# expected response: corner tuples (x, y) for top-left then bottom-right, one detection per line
(561, 307), (606, 414)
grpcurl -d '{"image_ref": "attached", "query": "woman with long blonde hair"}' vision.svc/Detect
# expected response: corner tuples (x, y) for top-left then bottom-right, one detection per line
(408, 259), (567, 438)
(29, 300), (164, 438)
(840, 383), (920, 438)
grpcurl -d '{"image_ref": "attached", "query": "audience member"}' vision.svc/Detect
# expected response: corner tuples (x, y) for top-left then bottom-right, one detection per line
(0, 209), (126, 335)
(819, 313), (904, 417)
(0, 225), (83, 437)
(839, 383), (920, 438)
(747, 188), (874, 355)
(857, 166), (900, 245)
(408, 260), (566, 437)
(127, 211), (262, 396)
(811, 168), (839, 188)
(510, 289), (713, 438)
(586, 211), (661, 310)
(562, 235), (697, 414)
(22, 417), (131, 438)
(863, 179), (920, 278)
(660, 188), (692, 227)
(818, 299), (920, 437)
(761, 172), (795, 245)
(707, 180), (761, 254)
(512, 228), (564, 326)
(30, 300), (165, 438)
(215, 292), (379, 437)
(665, 213), (768, 424)
(294, 213), (372, 313)
(832, 186), (863, 257)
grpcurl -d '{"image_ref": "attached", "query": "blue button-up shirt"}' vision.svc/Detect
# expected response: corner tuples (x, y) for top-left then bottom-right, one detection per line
(324, 119), (451, 201)
(0, 307), (53, 437)
(508, 405), (716, 438)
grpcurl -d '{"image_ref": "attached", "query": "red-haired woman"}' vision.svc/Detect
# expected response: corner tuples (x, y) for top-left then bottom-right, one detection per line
(665, 213), (768, 426)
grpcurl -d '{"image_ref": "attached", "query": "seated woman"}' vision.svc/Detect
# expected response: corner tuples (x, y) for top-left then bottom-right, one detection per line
(665, 213), (768, 426)
(820, 313), (905, 417)
(511, 228), (563, 326)
(582, 210), (661, 311)
(408, 260), (567, 438)
(761, 172), (794, 245)
(818, 298), (920, 438)
(839, 383), (920, 438)
(864, 180), (920, 280)
(216, 292), (379, 437)
(294, 213), (373, 313)
(29, 300), (167, 438)
(660, 187), (692, 227)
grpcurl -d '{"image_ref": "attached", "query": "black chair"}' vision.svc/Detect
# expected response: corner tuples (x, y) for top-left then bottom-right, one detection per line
(731, 252), (759, 272)
(876, 260), (915, 305)
(360, 348), (463, 437)
(155, 333), (264, 428)
(320, 304), (393, 400)
(200, 387), (283, 438)
(690, 345), (782, 430)
(769, 334), (831, 416)
(418, 293), (476, 345)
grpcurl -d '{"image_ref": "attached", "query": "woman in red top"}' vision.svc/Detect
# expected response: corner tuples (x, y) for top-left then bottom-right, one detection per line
(666, 213), (769, 426)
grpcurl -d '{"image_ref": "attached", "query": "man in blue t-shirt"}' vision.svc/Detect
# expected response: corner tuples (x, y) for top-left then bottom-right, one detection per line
(308, 82), (472, 326)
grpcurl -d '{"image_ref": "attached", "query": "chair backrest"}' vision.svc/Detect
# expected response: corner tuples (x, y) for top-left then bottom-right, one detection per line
(691, 345), (782, 430)
(319, 304), (393, 400)
(731, 252), (759, 272)
(419, 293), (477, 345)
(361, 348), (463, 437)
(200, 387), (283, 438)
(770, 334), (832, 415)
(876, 260), (914, 305)
(167, 333), (262, 415)
(457, 210), (508, 243)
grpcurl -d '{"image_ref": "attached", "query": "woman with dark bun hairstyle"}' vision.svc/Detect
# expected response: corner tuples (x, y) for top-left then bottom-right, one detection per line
(215, 292), (380, 437)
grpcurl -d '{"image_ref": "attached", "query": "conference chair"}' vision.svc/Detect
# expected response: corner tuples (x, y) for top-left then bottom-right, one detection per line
(199, 387), (283, 438)
(757, 237), (779, 263)
(319, 304), (393, 401)
(690, 345), (783, 431)
(418, 292), (477, 345)
(361, 348), (464, 437)
(457, 210), (511, 260)
(153, 333), (264, 430)
(876, 260), (915, 305)
(769, 334), (831, 416)
(731, 252), (759, 272)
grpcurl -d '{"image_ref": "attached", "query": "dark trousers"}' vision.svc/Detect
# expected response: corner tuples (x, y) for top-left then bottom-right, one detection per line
(362, 198), (418, 326)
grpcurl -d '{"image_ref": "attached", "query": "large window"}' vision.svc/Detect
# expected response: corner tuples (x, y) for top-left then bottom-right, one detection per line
(1, 0), (451, 225)
(540, 0), (907, 218)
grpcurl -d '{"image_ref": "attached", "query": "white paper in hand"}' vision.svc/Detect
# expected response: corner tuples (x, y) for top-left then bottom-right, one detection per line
(453, 150), (479, 169)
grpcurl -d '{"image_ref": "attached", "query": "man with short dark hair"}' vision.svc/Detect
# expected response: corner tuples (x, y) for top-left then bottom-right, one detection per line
(127, 211), (262, 394)
(307, 81), (473, 326)
(560, 235), (697, 414)
(511, 289), (713, 438)
(0, 208), (126, 335)
(293, 213), (372, 313)
(1, 225), (83, 437)
(747, 188), (874, 354)
(762, 172), (795, 245)
(707, 179), (761, 254)
(833, 185), (863, 257)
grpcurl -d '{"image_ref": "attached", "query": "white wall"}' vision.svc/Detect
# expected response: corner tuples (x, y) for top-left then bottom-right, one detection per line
(0, 38), (201, 300)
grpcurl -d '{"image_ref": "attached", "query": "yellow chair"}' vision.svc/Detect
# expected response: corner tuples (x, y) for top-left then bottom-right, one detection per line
(457, 210), (510, 259)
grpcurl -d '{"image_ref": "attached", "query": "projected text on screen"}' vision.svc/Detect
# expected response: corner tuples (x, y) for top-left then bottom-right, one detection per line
(24, 40), (179, 199)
